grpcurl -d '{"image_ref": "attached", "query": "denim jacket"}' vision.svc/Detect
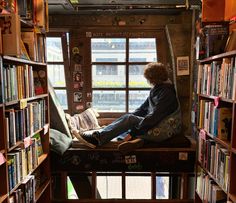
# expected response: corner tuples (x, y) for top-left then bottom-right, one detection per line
(130, 82), (179, 136)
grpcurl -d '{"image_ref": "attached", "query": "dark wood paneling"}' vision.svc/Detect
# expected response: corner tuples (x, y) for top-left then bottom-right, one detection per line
(165, 24), (192, 135)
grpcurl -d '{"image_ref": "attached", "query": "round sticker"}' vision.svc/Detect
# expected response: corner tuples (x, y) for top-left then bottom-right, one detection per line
(38, 70), (46, 78)
(72, 47), (80, 54)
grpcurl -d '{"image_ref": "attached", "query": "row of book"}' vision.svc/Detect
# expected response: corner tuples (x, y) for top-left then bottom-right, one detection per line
(196, 167), (227, 203)
(9, 175), (35, 203)
(197, 57), (236, 100)
(196, 23), (229, 60)
(7, 134), (43, 191)
(198, 100), (232, 141)
(0, 60), (47, 103)
(22, 30), (46, 62)
(2, 63), (35, 102)
(5, 99), (46, 148)
(1, 0), (48, 30)
(198, 134), (230, 191)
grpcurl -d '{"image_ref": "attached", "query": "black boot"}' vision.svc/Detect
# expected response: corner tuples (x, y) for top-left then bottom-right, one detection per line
(81, 131), (100, 146)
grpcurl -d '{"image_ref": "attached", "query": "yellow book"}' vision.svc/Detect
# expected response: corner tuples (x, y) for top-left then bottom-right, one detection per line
(217, 107), (232, 141)
(199, 100), (206, 129)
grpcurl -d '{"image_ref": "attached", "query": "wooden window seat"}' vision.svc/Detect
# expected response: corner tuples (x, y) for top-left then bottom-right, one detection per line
(51, 135), (196, 203)
(48, 82), (196, 202)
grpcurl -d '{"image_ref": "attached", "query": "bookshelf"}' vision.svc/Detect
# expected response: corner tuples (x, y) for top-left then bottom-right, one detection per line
(195, 50), (236, 203)
(0, 1), (50, 203)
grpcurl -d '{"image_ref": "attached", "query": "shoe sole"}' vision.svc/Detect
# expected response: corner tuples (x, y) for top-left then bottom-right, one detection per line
(72, 130), (96, 149)
(118, 138), (144, 154)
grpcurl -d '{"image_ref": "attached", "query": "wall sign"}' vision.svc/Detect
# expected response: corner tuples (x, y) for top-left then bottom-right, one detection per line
(176, 56), (190, 76)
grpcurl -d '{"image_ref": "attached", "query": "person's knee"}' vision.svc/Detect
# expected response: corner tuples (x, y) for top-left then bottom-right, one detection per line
(120, 114), (142, 125)
(127, 114), (141, 124)
(120, 113), (134, 122)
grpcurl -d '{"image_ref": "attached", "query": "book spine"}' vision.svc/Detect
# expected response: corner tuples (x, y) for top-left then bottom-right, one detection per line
(0, 57), (4, 103)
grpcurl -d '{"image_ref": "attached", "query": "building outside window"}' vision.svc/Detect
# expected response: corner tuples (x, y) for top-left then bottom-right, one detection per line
(91, 38), (156, 112)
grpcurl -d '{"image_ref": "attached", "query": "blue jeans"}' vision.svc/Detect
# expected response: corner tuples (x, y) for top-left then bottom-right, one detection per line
(97, 114), (144, 145)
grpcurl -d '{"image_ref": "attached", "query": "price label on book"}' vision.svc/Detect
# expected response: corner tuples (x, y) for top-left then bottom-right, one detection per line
(0, 153), (6, 165)
(34, 27), (41, 34)
(24, 137), (32, 148)
(20, 99), (27, 109)
(214, 96), (220, 107)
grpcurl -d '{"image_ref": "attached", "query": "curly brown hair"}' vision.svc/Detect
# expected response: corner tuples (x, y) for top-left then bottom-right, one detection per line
(144, 62), (168, 85)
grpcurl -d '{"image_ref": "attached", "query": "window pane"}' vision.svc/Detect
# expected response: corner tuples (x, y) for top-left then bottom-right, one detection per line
(156, 176), (169, 199)
(55, 89), (68, 110)
(96, 176), (122, 199)
(48, 65), (66, 87)
(129, 90), (150, 112)
(129, 65), (150, 88)
(92, 65), (125, 88)
(129, 38), (157, 62)
(46, 37), (63, 62)
(67, 177), (78, 199)
(126, 176), (151, 199)
(93, 90), (125, 112)
(91, 38), (126, 62)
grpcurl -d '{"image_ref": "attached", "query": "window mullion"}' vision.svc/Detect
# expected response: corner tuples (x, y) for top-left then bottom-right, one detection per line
(126, 38), (129, 113)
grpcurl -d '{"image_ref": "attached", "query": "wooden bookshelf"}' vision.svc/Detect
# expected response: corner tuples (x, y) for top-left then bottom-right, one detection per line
(199, 94), (234, 103)
(0, 1), (50, 203)
(0, 194), (7, 203)
(195, 39), (236, 203)
(199, 50), (236, 63)
(195, 3), (236, 200)
(35, 179), (51, 202)
(3, 55), (47, 66)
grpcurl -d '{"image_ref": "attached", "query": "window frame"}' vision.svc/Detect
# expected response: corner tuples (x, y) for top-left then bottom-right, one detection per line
(91, 36), (160, 116)
(46, 32), (70, 112)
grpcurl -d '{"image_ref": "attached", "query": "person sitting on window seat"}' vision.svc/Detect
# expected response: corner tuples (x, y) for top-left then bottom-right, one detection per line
(81, 62), (181, 153)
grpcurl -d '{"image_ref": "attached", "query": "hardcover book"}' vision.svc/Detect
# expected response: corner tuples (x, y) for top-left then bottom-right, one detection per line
(203, 23), (229, 58)
(0, 56), (4, 103)
(225, 29), (236, 52)
(217, 107), (232, 141)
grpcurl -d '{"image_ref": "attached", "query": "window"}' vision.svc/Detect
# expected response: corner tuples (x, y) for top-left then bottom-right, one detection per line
(46, 34), (69, 110)
(91, 38), (157, 113)
(65, 173), (187, 200)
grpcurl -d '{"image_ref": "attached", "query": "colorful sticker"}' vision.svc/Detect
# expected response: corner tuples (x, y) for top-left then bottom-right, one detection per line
(76, 105), (84, 111)
(73, 71), (82, 82)
(86, 32), (92, 37)
(74, 64), (82, 72)
(87, 92), (92, 98)
(74, 92), (82, 102)
(86, 102), (92, 108)
(73, 83), (80, 89)
(72, 47), (80, 54)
